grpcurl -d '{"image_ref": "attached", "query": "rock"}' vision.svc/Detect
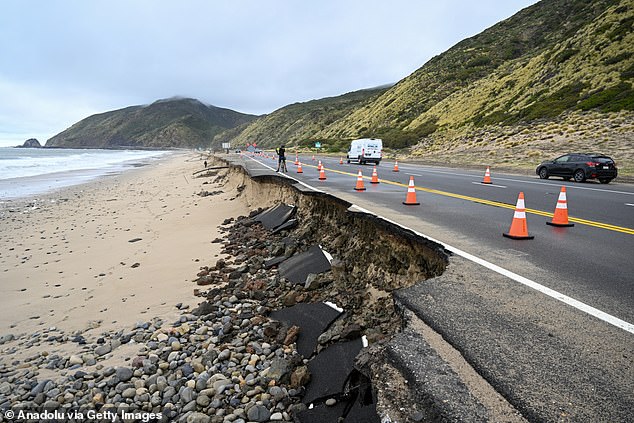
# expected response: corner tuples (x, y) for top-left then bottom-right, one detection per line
(0, 382), (11, 395)
(0, 334), (15, 344)
(68, 355), (83, 366)
(290, 366), (310, 388)
(283, 325), (300, 345)
(247, 405), (271, 422)
(122, 387), (136, 398)
(192, 301), (214, 316)
(116, 367), (134, 382)
(94, 344), (111, 356)
(18, 138), (42, 148)
(186, 412), (211, 423)
(341, 323), (363, 340)
(266, 358), (292, 383)
(270, 412), (284, 421)
(325, 398), (337, 406)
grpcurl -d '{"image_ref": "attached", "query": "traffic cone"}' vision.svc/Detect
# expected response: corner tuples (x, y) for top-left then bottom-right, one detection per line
(503, 192), (534, 239)
(318, 160), (323, 171)
(393, 160), (399, 172)
(482, 167), (492, 184)
(339, 157), (343, 165)
(402, 176), (420, 205)
(354, 170), (366, 191)
(297, 161), (303, 173)
(371, 166), (379, 184)
(312, 155), (315, 161)
(547, 186), (574, 227)
(318, 167), (327, 180)
(294, 154), (299, 165)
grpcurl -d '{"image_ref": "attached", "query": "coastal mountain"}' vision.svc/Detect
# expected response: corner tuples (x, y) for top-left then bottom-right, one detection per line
(214, 86), (390, 151)
(221, 0), (633, 172)
(46, 98), (258, 149)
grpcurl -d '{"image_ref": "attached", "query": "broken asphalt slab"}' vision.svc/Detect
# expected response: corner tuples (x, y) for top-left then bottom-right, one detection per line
(269, 302), (343, 358)
(278, 244), (332, 285)
(253, 203), (296, 230)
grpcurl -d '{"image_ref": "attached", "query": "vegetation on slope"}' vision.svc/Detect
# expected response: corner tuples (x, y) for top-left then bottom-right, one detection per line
(228, 0), (632, 174)
(214, 87), (389, 151)
(46, 98), (257, 149)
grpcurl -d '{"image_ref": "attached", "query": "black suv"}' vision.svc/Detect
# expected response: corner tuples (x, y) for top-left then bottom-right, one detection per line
(536, 153), (618, 184)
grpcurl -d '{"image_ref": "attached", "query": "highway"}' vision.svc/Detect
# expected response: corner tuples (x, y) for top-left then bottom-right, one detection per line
(255, 153), (634, 324)
(237, 152), (634, 421)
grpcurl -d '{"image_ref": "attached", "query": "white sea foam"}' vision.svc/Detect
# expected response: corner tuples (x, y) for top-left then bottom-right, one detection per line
(0, 148), (170, 200)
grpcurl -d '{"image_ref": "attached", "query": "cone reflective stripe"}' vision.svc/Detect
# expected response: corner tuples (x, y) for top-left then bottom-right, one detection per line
(354, 170), (366, 191)
(371, 166), (379, 184)
(297, 161), (303, 173)
(503, 192), (534, 239)
(547, 186), (574, 227)
(393, 160), (399, 172)
(482, 166), (492, 184)
(318, 166), (327, 180)
(402, 176), (420, 205)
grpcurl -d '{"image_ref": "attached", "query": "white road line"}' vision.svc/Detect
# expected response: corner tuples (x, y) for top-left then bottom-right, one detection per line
(471, 181), (507, 188)
(246, 154), (634, 335)
(347, 204), (634, 335)
(626, 203), (634, 207)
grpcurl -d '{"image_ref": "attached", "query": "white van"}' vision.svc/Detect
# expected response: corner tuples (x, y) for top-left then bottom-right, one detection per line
(346, 138), (383, 165)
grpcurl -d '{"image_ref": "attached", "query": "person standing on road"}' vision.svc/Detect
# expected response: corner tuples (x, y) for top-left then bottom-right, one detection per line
(276, 145), (287, 172)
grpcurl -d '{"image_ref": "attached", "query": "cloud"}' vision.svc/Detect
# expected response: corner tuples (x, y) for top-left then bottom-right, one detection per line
(0, 0), (538, 146)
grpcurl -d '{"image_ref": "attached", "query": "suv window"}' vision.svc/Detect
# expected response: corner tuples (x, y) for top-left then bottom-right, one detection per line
(555, 155), (571, 163)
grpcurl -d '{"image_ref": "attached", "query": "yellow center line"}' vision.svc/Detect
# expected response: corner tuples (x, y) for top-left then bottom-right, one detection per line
(312, 164), (634, 235)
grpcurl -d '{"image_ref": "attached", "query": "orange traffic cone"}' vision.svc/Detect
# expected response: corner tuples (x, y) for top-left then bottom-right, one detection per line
(318, 160), (323, 171)
(503, 192), (534, 239)
(339, 157), (343, 165)
(318, 167), (327, 180)
(393, 160), (399, 172)
(371, 166), (379, 184)
(354, 170), (366, 191)
(402, 176), (420, 205)
(547, 186), (574, 227)
(482, 167), (492, 184)
(297, 161), (303, 173)
(312, 155), (315, 161)
(294, 154), (299, 165)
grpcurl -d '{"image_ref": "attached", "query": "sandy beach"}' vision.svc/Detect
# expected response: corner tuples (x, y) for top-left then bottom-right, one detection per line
(0, 152), (247, 357)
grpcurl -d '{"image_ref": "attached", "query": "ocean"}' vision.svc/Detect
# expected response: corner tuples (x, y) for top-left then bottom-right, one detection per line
(0, 148), (170, 200)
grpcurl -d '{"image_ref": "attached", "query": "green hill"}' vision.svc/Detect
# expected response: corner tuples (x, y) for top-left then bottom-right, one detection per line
(46, 97), (258, 149)
(227, 0), (634, 174)
(213, 86), (390, 151)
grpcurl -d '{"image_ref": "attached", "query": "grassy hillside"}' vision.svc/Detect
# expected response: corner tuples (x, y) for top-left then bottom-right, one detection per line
(213, 87), (389, 151)
(229, 0), (633, 175)
(46, 98), (257, 149)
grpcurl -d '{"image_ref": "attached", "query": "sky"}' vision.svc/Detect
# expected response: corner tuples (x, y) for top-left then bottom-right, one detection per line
(0, 0), (539, 147)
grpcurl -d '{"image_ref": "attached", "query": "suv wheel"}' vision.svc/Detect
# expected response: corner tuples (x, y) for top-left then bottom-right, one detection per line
(573, 169), (586, 183)
(538, 167), (549, 179)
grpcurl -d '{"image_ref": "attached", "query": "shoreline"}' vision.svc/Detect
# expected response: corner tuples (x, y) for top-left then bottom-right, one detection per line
(0, 151), (247, 359)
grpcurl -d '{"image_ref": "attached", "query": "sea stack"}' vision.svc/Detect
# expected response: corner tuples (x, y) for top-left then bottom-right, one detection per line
(18, 138), (42, 148)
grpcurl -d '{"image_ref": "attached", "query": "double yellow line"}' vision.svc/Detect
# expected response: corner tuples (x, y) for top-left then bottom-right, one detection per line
(318, 165), (634, 235)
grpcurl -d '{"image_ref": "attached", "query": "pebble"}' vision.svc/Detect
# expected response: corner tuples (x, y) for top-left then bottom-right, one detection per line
(0, 211), (391, 423)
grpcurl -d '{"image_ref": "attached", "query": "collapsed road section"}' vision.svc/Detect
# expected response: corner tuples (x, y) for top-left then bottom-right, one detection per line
(194, 155), (532, 422)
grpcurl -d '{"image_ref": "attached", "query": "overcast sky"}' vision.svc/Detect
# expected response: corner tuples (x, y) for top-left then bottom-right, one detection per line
(0, 0), (538, 147)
